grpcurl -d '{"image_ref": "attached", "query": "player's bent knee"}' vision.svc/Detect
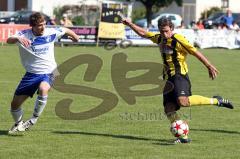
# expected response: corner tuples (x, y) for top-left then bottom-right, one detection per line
(38, 88), (49, 95)
(38, 83), (51, 95)
(177, 97), (190, 107)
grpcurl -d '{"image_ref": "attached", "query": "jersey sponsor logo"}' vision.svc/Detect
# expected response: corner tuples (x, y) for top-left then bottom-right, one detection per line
(160, 45), (173, 54)
(31, 45), (49, 54)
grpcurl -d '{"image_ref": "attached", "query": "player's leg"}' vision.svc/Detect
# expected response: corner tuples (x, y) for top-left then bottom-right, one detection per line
(172, 74), (192, 108)
(163, 78), (180, 123)
(31, 81), (50, 124)
(10, 95), (29, 122)
(8, 72), (38, 134)
(175, 75), (233, 109)
(177, 95), (217, 108)
(164, 102), (191, 144)
(164, 102), (180, 123)
(22, 74), (53, 130)
(20, 81), (50, 131)
(164, 74), (191, 143)
(188, 95), (233, 109)
(8, 95), (29, 134)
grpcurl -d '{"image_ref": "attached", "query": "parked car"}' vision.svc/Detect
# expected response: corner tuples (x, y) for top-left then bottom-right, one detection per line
(135, 13), (182, 28)
(203, 12), (240, 29)
(0, 10), (50, 24)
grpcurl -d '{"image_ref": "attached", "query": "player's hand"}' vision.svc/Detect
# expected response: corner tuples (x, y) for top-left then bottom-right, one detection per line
(121, 18), (132, 26)
(68, 35), (79, 42)
(17, 37), (31, 47)
(207, 64), (219, 80)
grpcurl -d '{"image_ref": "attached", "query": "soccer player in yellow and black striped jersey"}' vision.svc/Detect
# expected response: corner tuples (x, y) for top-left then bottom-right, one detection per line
(122, 17), (233, 144)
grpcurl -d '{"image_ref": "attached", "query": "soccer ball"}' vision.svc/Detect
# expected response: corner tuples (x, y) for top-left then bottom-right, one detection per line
(170, 120), (189, 138)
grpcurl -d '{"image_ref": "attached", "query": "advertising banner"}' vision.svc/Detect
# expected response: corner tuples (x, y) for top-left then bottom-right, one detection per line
(124, 27), (196, 46)
(60, 26), (97, 44)
(195, 29), (240, 49)
(1, 24), (240, 49)
(98, 5), (125, 39)
(0, 24), (29, 42)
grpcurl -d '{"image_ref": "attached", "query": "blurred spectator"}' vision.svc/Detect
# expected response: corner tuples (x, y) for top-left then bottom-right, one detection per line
(196, 20), (204, 29)
(222, 9), (234, 28)
(212, 23), (218, 29)
(177, 20), (185, 29)
(220, 23), (229, 30)
(217, 24), (223, 30)
(229, 21), (239, 31)
(187, 21), (197, 30)
(60, 14), (73, 26)
(46, 15), (57, 25)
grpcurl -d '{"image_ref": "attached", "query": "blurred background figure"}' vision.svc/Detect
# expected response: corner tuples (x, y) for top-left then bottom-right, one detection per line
(187, 21), (197, 30)
(46, 15), (57, 25)
(221, 23), (229, 30)
(196, 20), (204, 29)
(177, 20), (185, 29)
(60, 14), (73, 26)
(230, 21), (239, 31)
(222, 9), (234, 28)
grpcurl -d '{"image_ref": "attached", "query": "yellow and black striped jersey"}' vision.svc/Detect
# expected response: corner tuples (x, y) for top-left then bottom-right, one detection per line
(146, 32), (197, 78)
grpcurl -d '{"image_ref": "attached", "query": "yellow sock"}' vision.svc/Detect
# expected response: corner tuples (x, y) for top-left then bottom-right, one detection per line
(189, 95), (218, 106)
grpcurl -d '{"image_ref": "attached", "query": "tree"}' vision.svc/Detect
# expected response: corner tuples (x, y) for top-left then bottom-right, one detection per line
(132, 7), (146, 22)
(200, 7), (222, 20)
(137, 0), (182, 27)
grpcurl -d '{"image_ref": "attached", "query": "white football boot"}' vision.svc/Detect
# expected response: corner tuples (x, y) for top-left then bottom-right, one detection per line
(8, 120), (24, 134)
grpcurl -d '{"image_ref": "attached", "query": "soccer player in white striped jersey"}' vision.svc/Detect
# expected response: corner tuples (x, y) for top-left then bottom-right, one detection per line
(7, 12), (79, 134)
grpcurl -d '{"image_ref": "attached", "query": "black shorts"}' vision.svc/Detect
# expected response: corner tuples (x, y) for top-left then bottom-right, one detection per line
(163, 74), (192, 110)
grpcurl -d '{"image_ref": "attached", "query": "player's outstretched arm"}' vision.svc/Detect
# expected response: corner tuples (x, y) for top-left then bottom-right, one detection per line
(64, 28), (79, 42)
(7, 37), (31, 47)
(122, 18), (148, 38)
(193, 51), (219, 80)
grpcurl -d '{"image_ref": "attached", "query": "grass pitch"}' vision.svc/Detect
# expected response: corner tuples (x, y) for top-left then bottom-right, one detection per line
(0, 45), (239, 159)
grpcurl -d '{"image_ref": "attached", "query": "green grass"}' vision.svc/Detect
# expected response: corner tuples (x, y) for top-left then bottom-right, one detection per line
(0, 45), (239, 159)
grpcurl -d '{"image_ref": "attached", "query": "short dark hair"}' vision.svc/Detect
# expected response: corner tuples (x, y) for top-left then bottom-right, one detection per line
(29, 12), (45, 26)
(158, 17), (174, 30)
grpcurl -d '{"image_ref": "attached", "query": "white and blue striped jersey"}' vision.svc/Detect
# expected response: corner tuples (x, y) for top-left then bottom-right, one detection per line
(12, 26), (66, 74)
